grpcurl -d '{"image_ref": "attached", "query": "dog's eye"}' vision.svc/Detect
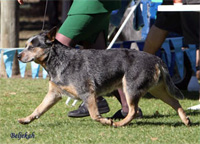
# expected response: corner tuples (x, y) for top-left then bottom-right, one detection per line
(32, 38), (40, 47)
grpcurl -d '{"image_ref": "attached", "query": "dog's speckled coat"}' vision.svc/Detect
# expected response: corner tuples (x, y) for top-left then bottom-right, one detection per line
(17, 27), (190, 127)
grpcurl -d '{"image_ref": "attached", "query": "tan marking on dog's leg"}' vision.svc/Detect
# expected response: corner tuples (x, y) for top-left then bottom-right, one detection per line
(153, 64), (161, 82)
(149, 82), (191, 126)
(60, 85), (79, 99)
(113, 77), (140, 127)
(113, 104), (137, 127)
(18, 81), (62, 125)
(86, 95), (113, 125)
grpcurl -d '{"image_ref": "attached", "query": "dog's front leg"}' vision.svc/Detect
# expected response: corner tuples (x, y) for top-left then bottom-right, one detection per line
(18, 82), (62, 125)
(86, 96), (113, 126)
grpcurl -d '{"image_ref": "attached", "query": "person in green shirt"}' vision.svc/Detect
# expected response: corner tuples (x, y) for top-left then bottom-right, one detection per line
(56, 0), (121, 49)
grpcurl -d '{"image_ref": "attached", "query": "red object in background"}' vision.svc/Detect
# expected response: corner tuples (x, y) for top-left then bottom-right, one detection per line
(173, 0), (183, 5)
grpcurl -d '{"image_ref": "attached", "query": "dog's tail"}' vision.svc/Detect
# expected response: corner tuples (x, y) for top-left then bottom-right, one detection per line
(160, 63), (184, 99)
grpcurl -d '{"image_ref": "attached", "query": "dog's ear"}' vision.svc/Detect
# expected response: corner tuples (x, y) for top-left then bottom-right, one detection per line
(46, 26), (57, 42)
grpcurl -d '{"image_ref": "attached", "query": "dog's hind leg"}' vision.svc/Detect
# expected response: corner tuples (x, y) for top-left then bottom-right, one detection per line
(85, 94), (113, 126)
(18, 81), (62, 124)
(112, 92), (142, 127)
(112, 77), (143, 127)
(149, 82), (191, 126)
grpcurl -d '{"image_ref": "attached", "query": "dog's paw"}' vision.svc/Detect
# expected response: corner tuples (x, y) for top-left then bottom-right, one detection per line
(99, 118), (114, 126)
(107, 119), (114, 126)
(112, 122), (119, 128)
(112, 121), (126, 128)
(18, 118), (31, 125)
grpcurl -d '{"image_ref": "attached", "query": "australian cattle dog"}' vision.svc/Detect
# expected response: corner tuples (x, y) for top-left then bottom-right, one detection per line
(18, 27), (191, 127)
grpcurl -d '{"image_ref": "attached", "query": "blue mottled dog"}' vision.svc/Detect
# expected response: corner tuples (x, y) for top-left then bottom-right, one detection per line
(18, 27), (190, 127)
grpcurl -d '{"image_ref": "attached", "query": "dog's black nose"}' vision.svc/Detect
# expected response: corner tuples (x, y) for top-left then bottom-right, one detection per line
(17, 54), (21, 59)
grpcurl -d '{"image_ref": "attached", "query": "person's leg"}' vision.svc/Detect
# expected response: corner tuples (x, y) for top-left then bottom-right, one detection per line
(196, 49), (200, 80)
(143, 25), (169, 54)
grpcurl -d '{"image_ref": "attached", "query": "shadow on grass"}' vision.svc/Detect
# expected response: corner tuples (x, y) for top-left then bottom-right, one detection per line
(142, 110), (200, 119)
(30, 111), (200, 128)
(186, 110), (200, 116)
(130, 121), (200, 127)
(39, 119), (200, 128)
(143, 91), (199, 100)
(127, 110), (200, 127)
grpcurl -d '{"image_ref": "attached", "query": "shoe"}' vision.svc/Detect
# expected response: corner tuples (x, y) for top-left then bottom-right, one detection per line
(68, 98), (110, 118)
(136, 108), (143, 119)
(111, 108), (143, 119)
(111, 109), (128, 120)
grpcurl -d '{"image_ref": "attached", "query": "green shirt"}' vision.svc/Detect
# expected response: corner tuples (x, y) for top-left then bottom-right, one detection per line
(68, 0), (121, 15)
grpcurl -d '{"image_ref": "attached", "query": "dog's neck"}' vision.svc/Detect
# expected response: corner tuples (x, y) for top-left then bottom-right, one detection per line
(45, 40), (69, 61)
(54, 39), (70, 49)
(44, 40), (72, 70)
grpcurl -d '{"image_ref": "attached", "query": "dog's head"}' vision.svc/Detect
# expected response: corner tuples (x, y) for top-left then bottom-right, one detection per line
(18, 27), (57, 64)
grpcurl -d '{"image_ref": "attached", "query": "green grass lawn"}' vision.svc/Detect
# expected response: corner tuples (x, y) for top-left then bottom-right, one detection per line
(0, 78), (199, 144)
